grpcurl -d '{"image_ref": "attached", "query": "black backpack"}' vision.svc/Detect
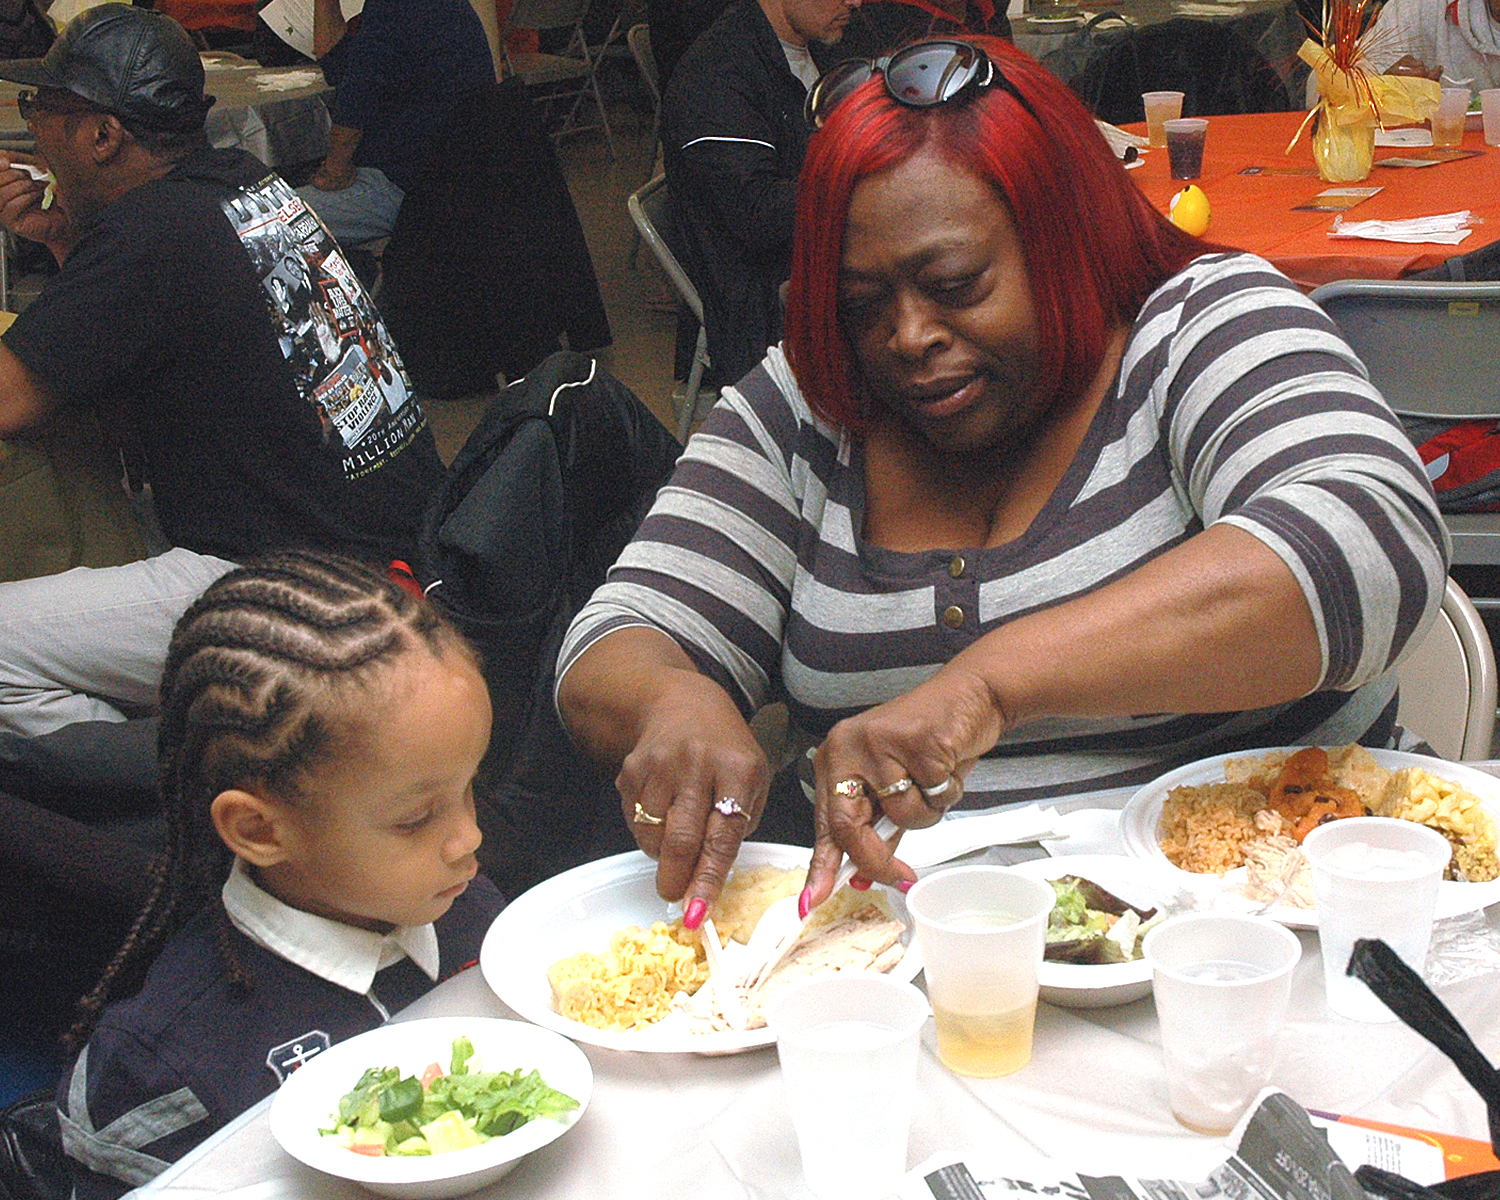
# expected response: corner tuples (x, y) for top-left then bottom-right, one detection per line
(411, 352), (682, 898)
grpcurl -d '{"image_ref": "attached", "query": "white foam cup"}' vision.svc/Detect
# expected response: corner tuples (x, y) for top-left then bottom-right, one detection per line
(1301, 816), (1450, 1022)
(765, 973), (929, 1200)
(1481, 88), (1500, 146)
(1142, 913), (1301, 1135)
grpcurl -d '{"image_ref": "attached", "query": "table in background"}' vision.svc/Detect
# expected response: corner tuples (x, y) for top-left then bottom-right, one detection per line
(1127, 109), (1500, 288)
(1013, 0), (1307, 110)
(130, 787), (1500, 1200)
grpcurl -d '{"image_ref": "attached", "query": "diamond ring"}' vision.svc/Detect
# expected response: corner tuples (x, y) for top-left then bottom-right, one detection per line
(874, 776), (914, 799)
(632, 801), (665, 826)
(714, 796), (750, 819)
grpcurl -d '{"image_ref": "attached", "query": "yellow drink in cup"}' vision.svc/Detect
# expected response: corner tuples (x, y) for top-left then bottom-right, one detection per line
(1142, 90), (1184, 148)
(1432, 114), (1466, 146)
(906, 869), (1055, 1080)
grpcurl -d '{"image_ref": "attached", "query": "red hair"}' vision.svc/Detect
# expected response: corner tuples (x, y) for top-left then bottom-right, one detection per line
(784, 36), (1211, 432)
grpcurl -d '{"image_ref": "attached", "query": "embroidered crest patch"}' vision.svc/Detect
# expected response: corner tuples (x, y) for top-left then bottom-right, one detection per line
(266, 1031), (332, 1082)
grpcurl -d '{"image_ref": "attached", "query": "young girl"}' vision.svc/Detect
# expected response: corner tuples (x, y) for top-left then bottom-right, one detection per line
(56, 550), (505, 1200)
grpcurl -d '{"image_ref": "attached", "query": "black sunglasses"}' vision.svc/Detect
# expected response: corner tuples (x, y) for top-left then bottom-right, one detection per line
(16, 87), (107, 122)
(804, 39), (1036, 130)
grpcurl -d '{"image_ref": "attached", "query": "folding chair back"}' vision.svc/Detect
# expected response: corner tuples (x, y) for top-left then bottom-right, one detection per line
(500, 0), (617, 157)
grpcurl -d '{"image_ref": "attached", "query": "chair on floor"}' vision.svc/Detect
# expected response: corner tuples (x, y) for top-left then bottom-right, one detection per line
(1309, 278), (1500, 583)
(499, 0), (617, 159)
(1396, 577), (1497, 760)
(627, 22), (661, 172)
(628, 173), (711, 443)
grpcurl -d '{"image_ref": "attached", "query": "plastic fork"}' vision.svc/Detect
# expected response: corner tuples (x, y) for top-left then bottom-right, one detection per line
(699, 917), (749, 1030)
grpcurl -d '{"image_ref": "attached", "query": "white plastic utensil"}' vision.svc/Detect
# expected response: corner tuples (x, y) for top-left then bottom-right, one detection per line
(699, 917), (749, 1030)
(10, 163), (47, 181)
(743, 817), (900, 992)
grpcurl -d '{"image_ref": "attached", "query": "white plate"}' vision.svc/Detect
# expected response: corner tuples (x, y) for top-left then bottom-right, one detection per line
(481, 842), (921, 1055)
(1008, 855), (1174, 1008)
(268, 1016), (592, 1199)
(1120, 748), (1500, 929)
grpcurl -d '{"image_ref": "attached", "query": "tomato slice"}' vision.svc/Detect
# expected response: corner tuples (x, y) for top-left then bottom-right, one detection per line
(420, 1062), (444, 1089)
(347, 1142), (385, 1156)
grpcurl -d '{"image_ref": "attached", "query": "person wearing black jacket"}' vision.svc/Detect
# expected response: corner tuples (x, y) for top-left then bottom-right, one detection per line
(661, 0), (859, 390)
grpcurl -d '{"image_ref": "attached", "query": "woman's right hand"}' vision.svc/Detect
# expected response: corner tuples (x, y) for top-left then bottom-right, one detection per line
(615, 669), (770, 924)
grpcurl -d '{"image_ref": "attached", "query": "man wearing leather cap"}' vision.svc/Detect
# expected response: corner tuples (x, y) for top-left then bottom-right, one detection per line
(0, 6), (442, 748)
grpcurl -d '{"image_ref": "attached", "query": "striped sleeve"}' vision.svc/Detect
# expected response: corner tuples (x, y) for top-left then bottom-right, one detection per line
(557, 351), (814, 714)
(1142, 254), (1450, 690)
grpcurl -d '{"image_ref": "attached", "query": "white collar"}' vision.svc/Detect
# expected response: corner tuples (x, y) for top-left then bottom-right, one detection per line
(222, 858), (441, 995)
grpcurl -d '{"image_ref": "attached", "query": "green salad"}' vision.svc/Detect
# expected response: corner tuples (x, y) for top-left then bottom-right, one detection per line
(322, 1036), (579, 1157)
(1045, 875), (1163, 965)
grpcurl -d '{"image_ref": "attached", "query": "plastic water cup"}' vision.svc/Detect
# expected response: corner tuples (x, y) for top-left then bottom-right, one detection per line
(1142, 913), (1301, 1135)
(1481, 88), (1500, 146)
(1164, 117), (1208, 180)
(905, 866), (1055, 1078)
(1301, 816), (1450, 1022)
(1142, 90), (1184, 148)
(765, 974), (929, 1200)
(1433, 87), (1470, 146)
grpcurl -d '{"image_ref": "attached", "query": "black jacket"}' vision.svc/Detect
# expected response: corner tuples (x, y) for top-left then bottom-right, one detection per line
(661, 0), (819, 389)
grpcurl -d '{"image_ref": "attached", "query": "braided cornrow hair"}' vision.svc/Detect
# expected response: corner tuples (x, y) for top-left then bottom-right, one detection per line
(69, 549), (460, 1047)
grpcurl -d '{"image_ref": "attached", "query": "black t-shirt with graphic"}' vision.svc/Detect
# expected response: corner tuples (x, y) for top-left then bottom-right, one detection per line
(4, 147), (443, 563)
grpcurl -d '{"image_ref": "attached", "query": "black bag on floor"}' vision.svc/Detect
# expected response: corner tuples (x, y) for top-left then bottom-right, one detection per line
(0, 1088), (67, 1200)
(411, 352), (680, 897)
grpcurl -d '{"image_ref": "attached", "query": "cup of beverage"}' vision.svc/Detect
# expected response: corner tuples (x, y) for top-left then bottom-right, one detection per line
(904, 865), (1054, 1078)
(1433, 87), (1470, 147)
(1481, 88), (1500, 146)
(1163, 117), (1209, 180)
(1142, 90), (1185, 148)
(764, 973), (929, 1200)
(1141, 913), (1301, 1135)
(1301, 816), (1451, 1022)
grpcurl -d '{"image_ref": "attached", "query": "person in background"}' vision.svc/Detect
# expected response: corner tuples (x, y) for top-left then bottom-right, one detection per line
(837, 0), (1010, 60)
(0, 5), (443, 742)
(297, 0), (494, 244)
(556, 37), (1448, 924)
(1364, 0), (1500, 88)
(152, 0), (260, 49)
(648, 0), (733, 91)
(57, 551), (504, 1200)
(661, 0), (861, 391)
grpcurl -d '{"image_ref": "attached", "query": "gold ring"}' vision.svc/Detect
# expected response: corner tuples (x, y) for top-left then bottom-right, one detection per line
(833, 778), (866, 800)
(874, 776), (913, 799)
(632, 801), (665, 826)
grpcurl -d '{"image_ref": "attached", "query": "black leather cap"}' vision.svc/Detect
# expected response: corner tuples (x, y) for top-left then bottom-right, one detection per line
(0, 4), (213, 130)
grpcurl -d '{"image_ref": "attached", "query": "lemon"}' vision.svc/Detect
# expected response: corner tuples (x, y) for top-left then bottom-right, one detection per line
(1168, 184), (1210, 236)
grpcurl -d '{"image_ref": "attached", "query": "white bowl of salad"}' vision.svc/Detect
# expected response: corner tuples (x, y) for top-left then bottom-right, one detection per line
(269, 1016), (592, 1197)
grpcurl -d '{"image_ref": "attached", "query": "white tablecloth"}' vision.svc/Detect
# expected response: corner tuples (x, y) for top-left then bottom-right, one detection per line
(127, 791), (1500, 1200)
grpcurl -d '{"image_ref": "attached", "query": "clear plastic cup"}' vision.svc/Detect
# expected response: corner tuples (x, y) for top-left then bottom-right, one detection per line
(1163, 117), (1208, 180)
(765, 974), (929, 1200)
(1142, 913), (1301, 1135)
(1433, 87), (1470, 147)
(1481, 88), (1500, 146)
(905, 866), (1055, 1078)
(1301, 816), (1450, 1022)
(1142, 90), (1184, 148)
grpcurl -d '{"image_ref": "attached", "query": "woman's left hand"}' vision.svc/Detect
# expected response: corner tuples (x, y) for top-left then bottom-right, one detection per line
(806, 663), (1003, 906)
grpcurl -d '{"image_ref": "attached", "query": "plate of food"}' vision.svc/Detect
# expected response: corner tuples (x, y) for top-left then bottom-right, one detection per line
(480, 842), (921, 1055)
(1008, 855), (1179, 1008)
(268, 1016), (591, 1198)
(1120, 746), (1500, 929)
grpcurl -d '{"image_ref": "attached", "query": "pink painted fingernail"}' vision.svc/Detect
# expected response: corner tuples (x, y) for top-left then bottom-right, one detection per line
(897, 879), (914, 894)
(849, 875), (872, 891)
(797, 887), (812, 920)
(683, 898), (707, 930)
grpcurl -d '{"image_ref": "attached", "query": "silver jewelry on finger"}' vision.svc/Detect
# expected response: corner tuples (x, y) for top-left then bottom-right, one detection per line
(919, 777), (954, 808)
(714, 796), (750, 819)
(874, 776), (914, 799)
(833, 778), (866, 800)
(632, 801), (665, 826)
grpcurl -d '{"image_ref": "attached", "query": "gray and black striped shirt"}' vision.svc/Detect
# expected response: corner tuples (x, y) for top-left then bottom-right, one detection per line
(559, 254), (1450, 808)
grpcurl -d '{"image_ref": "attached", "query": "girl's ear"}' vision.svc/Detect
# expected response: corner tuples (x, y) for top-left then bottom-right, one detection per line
(211, 789), (291, 867)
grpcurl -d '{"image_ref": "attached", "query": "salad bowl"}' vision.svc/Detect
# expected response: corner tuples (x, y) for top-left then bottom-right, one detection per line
(268, 1016), (592, 1198)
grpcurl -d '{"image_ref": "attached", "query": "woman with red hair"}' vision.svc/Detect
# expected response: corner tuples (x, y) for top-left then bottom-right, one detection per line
(556, 37), (1447, 924)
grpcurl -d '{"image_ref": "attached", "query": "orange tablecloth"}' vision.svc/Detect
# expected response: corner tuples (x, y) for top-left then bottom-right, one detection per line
(1126, 110), (1500, 289)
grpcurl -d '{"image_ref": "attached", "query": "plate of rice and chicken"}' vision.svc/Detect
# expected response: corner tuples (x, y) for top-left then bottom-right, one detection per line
(1119, 745), (1500, 928)
(479, 843), (919, 1055)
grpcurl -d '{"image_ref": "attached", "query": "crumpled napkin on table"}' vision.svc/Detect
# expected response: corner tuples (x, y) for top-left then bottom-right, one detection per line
(255, 69), (325, 91)
(1329, 210), (1475, 244)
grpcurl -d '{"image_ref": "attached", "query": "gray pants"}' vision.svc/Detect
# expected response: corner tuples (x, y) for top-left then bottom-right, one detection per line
(0, 547), (238, 737)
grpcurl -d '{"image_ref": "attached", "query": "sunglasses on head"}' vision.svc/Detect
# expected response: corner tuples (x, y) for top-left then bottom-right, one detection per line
(804, 39), (1036, 130)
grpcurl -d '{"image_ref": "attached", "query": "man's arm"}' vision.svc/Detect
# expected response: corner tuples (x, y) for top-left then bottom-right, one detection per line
(0, 341), (62, 437)
(312, 0), (347, 58)
(312, 124), (361, 191)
